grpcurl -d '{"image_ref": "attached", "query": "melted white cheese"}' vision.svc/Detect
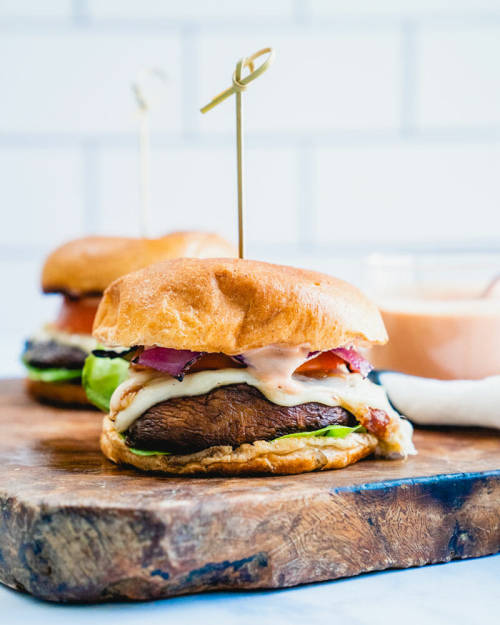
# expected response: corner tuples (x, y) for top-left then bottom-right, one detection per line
(111, 367), (400, 434)
(30, 324), (98, 354)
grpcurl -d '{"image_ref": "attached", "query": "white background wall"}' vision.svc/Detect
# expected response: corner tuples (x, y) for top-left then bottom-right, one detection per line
(1, 0), (500, 375)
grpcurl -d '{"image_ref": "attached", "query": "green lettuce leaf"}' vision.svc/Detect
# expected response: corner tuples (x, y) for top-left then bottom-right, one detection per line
(277, 423), (366, 440)
(121, 425), (366, 458)
(118, 433), (170, 457)
(82, 353), (130, 412)
(128, 447), (170, 457)
(24, 363), (82, 383)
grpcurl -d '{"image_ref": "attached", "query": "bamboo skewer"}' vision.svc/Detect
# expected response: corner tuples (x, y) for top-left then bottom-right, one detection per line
(201, 47), (275, 258)
(131, 68), (168, 238)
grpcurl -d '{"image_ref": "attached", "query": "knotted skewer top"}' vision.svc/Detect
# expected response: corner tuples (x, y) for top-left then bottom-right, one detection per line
(201, 47), (275, 114)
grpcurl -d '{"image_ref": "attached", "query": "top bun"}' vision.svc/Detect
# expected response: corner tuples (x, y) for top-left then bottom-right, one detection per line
(41, 232), (236, 297)
(93, 258), (387, 353)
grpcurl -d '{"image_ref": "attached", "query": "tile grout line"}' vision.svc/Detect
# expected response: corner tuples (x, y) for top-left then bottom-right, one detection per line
(2, 14), (500, 31)
(81, 139), (100, 233)
(400, 19), (417, 138)
(297, 141), (316, 252)
(293, 0), (310, 26)
(180, 23), (201, 139)
(71, 0), (90, 27)
(1, 128), (500, 150)
(3, 239), (500, 263)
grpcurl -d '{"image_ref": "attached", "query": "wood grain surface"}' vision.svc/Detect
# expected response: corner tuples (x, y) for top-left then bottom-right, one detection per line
(0, 378), (499, 603)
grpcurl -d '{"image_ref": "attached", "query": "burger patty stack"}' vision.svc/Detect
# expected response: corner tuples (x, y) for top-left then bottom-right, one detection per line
(21, 232), (235, 407)
(90, 258), (416, 475)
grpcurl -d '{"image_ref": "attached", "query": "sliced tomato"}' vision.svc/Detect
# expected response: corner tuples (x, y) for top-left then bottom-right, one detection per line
(54, 297), (101, 335)
(295, 351), (344, 375)
(188, 353), (244, 373)
(188, 351), (343, 376)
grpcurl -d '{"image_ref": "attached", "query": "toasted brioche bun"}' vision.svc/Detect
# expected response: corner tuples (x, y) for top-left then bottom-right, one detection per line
(93, 258), (388, 353)
(26, 379), (94, 408)
(101, 414), (377, 476)
(42, 232), (236, 297)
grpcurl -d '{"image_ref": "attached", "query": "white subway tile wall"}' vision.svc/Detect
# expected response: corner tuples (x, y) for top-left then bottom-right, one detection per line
(315, 144), (500, 246)
(198, 31), (403, 135)
(417, 26), (500, 127)
(310, 1), (500, 18)
(97, 146), (300, 244)
(1, 0), (500, 375)
(0, 33), (183, 134)
(88, 0), (296, 20)
(0, 147), (85, 246)
(0, 1), (71, 18)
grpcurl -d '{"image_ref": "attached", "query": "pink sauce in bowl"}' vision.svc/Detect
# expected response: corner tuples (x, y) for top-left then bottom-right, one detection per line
(364, 255), (500, 380)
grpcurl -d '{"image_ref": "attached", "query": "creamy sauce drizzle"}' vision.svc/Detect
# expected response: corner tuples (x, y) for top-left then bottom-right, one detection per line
(242, 344), (312, 392)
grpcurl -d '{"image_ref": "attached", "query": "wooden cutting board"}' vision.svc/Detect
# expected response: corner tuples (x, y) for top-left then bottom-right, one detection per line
(0, 378), (499, 603)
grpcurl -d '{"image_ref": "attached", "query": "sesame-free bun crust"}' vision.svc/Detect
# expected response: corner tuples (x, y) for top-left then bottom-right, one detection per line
(42, 232), (236, 297)
(101, 414), (377, 476)
(26, 379), (95, 408)
(93, 258), (388, 353)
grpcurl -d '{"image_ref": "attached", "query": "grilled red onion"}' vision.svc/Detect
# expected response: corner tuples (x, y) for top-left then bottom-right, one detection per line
(137, 347), (203, 380)
(330, 347), (373, 377)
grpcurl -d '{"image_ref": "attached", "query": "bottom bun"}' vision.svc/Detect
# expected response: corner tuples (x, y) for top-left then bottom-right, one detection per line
(26, 378), (94, 408)
(101, 415), (378, 476)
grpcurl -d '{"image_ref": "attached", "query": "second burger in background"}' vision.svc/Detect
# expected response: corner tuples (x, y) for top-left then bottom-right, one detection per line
(21, 232), (235, 407)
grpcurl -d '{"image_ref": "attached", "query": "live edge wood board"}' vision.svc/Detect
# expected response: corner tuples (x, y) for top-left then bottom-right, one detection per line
(0, 378), (499, 603)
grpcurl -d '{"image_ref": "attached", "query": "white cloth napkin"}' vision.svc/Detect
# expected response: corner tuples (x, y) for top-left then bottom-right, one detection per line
(374, 371), (500, 430)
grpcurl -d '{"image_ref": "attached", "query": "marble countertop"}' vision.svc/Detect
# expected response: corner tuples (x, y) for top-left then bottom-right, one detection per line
(1, 554), (498, 625)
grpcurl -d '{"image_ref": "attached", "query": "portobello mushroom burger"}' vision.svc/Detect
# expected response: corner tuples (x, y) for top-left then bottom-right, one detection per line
(89, 258), (416, 475)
